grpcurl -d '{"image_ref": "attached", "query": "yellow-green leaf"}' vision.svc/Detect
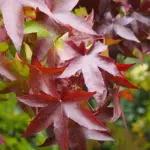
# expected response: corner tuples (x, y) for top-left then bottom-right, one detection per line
(0, 42), (8, 52)
(24, 20), (50, 38)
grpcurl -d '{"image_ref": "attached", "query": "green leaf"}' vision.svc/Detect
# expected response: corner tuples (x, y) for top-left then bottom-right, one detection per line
(74, 7), (88, 17)
(20, 43), (32, 63)
(0, 42), (8, 52)
(24, 20), (50, 38)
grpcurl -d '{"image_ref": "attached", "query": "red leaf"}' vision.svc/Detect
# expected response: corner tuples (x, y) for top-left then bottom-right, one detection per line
(29, 67), (59, 97)
(16, 54), (65, 76)
(0, 27), (7, 42)
(21, 103), (59, 137)
(67, 41), (87, 55)
(114, 25), (140, 43)
(140, 1), (150, 14)
(64, 103), (107, 131)
(53, 12), (97, 35)
(18, 93), (58, 107)
(110, 87), (122, 122)
(69, 123), (114, 150)
(94, 87), (129, 129)
(105, 72), (138, 89)
(16, 54), (64, 97)
(54, 106), (69, 150)
(69, 123), (86, 150)
(44, 0), (97, 35)
(129, 0), (141, 9)
(116, 63), (135, 71)
(52, 0), (79, 13)
(0, 0), (51, 51)
(110, 87), (128, 130)
(31, 54), (42, 68)
(40, 122), (114, 150)
(58, 42), (121, 103)
(96, 12), (139, 42)
(18, 90), (107, 149)
(119, 90), (135, 102)
(95, 107), (113, 122)
(63, 91), (96, 102)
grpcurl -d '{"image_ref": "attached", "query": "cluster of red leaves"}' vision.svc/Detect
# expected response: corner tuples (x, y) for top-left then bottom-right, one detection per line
(0, 0), (149, 149)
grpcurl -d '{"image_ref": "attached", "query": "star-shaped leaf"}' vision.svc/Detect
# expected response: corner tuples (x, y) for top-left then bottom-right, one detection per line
(96, 12), (140, 43)
(0, 0), (51, 51)
(18, 90), (107, 150)
(58, 41), (121, 103)
(44, 0), (97, 35)
(40, 122), (114, 150)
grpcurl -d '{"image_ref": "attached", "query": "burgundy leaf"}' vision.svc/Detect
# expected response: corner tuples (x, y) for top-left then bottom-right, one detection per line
(114, 25), (140, 43)
(116, 63), (135, 71)
(21, 103), (59, 137)
(82, 128), (114, 141)
(64, 103), (107, 131)
(129, 0), (141, 10)
(54, 106), (69, 150)
(53, 12), (97, 35)
(111, 87), (129, 130)
(95, 107), (114, 122)
(110, 87), (122, 122)
(0, 27), (7, 42)
(29, 69), (60, 97)
(115, 17), (134, 26)
(16, 54), (64, 97)
(98, 0), (111, 16)
(43, 0), (97, 36)
(40, 122), (113, 150)
(59, 42), (121, 103)
(63, 91), (96, 102)
(18, 90), (107, 148)
(0, 0), (51, 51)
(131, 12), (150, 26)
(96, 12), (139, 42)
(52, 0), (79, 13)
(105, 72), (138, 89)
(140, 1), (150, 14)
(33, 38), (53, 61)
(18, 93), (57, 107)
(69, 123), (86, 150)
(69, 123), (113, 150)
